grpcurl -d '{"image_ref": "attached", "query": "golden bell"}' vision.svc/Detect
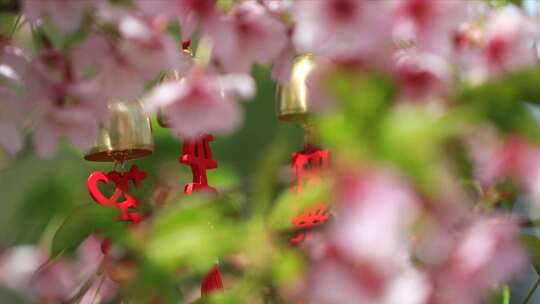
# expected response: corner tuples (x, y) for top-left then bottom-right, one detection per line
(84, 101), (154, 162)
(276, 54), (315, 123)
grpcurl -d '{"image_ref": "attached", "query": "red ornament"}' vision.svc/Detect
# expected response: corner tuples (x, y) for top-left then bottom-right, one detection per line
(87, 165), (146, 223)
(291, 149), (329, 193)
(179, 134), (224, 295)
(180, 134), (218, 194)
(290, 149), (331, 244)
(290, 203), (331, 244)
(87, 165), (147, 253)
(200, 264), (224, 295)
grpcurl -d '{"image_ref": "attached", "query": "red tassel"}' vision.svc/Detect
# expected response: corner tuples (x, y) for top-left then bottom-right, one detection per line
(200, 265), (224, 295)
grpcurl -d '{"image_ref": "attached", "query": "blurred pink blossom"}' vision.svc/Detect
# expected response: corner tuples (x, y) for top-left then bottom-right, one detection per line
(306, 171), (428, 303)
(429, 217), (526, 304)
(23, 51), (107, 158)
(0, 237), (116, 303)
(23, 0), (102, 33)
(482, 6), (539, 75)
(0, 45), (29, 82)
(393, 0), (467, 56)
(209, 1), (287, 73)
(144, 67), (255, 139)
(478, 136), (540, 201)
(0, 87), (24, 155)
(394, 51), (451, 102)
(333, 171), (420, 263)
(271, 30), (295, 84)
(0, 45), (29, 155)
(72, 16), (186, 101)
(263, 0), (293, 14)
(137, 0), (218, 40)
(293, 0), (393, 62)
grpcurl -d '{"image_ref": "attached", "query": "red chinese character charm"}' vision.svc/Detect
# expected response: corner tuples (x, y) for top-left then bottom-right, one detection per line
(179, 134), (224, 294)
(180, 134), (218, 194)
(291, 149), (329, 193)
(290, 203), (331, 244)
(290, 149), (330, 244)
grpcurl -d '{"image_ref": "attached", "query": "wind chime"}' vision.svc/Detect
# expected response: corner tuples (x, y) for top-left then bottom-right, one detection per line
(277, 54), (331, 245)
(84, 101), (153, 254)
(157, 44), (224, 296)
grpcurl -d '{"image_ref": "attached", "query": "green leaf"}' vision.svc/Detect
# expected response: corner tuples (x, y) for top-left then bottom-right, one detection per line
(521, 234), (540, 275)
(487, 285), (510, 304)
(51, 204), (122, 258)
(457, 68), (540, 140)
(146, 195), (243, 272)
(376, 105), (463, 194)
(316, 71), (394, 161)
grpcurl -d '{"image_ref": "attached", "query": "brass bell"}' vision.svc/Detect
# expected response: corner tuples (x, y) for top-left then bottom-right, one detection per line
(84, 101), (154, 162)
(276, 54), (315, 123)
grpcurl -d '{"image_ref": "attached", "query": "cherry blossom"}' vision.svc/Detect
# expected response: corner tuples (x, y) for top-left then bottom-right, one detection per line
(332, 171), (420, 263)
(393, 0), (467, 56)
(429, 217), (526, 304)
(475, 136), (540, 201)
(0, 87), (24, 155)
(209, 1), (287, 73)
(0, 237), (116, 303)
(72, 15), (185, 102)
(137, 0), (218, 40)
(481, 6), (539, 75)
(0, 45), (29, 82)
(263, 0), (293, 15)
(0, 45), (28, 153)
(23, 51), (107, 158)
(306, 171), (427, 303)
(394, 51), (451, 102)
(23, 0), (102, 33)
(144, 67), (254, 139)
(292, 0), (393, 62)
(271, 30), (295, 84)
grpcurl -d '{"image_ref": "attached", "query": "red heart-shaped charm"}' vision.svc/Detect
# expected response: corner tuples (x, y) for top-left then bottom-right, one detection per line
(87, 165), (146, 223)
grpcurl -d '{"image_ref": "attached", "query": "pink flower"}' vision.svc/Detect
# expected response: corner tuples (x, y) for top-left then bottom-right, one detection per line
(393, 0), (467, 56)
(144, 67), (255, 139)
(477, 136), (540, 201)
(0, 45), (29, 82)
(0, 87), (24, 155)
(209, 1), (287, 73)
(308, 250), (430, 304)
(430, 217), (526, 304)
(332, 171), (420, 264)
(0, 237), (116, 303)
(23, 51), (107, 158)
(482, 6), (539, 74)
(23, 0), (102, 33)
(305, 171), (428, 303)
(394, 51), (451, 102)
(137, 0), (218, 40)
(72, 16), (186, 101)
(263, 0), (293, 14)
(271, 30), (295, 84)
(292, 0), (393, 62)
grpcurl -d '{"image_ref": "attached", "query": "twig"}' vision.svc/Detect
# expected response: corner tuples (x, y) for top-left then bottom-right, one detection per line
(9, 15), (21, 38)
(522, 276), (540, 304)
